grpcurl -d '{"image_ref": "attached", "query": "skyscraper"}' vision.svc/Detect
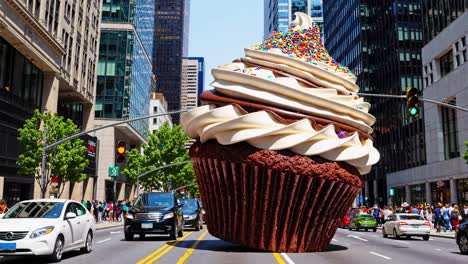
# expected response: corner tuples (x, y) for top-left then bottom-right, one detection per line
(323, 0), (426, 206)
(95, 0), (154, 201)
(153, 0), (186, 124)
(0, 0), (101, 202)
(264, 0), (324, 39)
(181, 57), (205, 111)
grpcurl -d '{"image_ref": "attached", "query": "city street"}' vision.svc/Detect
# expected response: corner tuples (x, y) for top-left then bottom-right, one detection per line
(0, 226), (465, 264)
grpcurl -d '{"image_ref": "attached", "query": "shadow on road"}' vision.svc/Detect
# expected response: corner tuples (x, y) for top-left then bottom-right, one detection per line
(170, 239), (348, 253)
(0, 251), (82, 264)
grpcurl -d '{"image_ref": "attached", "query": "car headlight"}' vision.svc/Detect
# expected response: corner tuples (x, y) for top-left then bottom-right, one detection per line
(163, 212), (174, 219)
(187, 215), (197, 220)
(124, 214), (133, 219)
(30, 226), (55, 239)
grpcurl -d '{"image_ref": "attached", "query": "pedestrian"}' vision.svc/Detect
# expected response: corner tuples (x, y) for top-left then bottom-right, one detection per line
(451, 205), (461, 232)
(98, 201), (104, 222)
(443, 203), (452, 231)
(434, 203), (443, 233)
(0, 199), (9, 214)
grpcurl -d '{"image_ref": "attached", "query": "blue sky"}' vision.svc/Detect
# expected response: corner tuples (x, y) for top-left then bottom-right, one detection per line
(188, 0), (263, 91)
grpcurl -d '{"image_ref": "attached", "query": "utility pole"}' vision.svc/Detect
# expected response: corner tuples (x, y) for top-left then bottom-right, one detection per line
(40, 126), (47, 199)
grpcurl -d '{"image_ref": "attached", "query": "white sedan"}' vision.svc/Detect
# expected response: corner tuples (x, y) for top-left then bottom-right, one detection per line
(0, 199), (95, 262)
(382, 213), (431, 240)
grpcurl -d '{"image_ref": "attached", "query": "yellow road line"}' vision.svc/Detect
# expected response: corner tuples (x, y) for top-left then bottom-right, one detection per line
(136, 231), (193, 264)
(176, 230), (209, 264)
(145, 232), (193, 264)
(273, 253), (286, 264)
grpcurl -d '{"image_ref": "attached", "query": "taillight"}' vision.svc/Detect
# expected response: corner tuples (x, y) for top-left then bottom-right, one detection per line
(358, 218), (363, 221)
(423, 222), (431, 226)
(399, 222), (408, 225)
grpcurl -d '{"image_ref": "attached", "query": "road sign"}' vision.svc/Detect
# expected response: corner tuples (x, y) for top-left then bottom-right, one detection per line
(389, 188), (395, 196)
(108, 166), (120, 177)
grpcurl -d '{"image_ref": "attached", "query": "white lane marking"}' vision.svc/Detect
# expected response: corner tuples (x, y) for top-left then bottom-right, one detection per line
(435, 248), (441, 251)
(110, 231), (122, 234)
(393, 240), (410, 244)
(280, 253), (296, 264)
(347, 235), (368, 242)
(97, 238), (111, 244)
(332, 239), (338, 242)
(369, 251), (391, 260)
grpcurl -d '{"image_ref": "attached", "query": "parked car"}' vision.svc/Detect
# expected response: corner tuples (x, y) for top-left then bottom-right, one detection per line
(181, 199), (203, 231)
(124, 192), (184, 241)
(382, 213), (430, 240)
(348, 214), (377, 232)
(341, 211), (355, 228)
(0, 199), (95, 262)
(456, 220), (468, 255)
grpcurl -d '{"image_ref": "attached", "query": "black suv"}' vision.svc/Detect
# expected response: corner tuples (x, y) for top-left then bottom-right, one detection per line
(124, 192), (184, 240)
(181, 199), (203, 231)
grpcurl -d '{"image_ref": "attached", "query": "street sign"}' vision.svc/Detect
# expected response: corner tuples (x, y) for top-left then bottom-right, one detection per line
(108, 166), (120, 177)
(389, 188), (395, 196)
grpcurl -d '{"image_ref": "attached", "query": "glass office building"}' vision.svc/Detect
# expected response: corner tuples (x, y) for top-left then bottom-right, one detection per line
(264, 0), (324, 40)
(324, 0), (426, 206)
(153, 0), (186, 124)
(96, 0), (154, 138)
(421, 0), (466, 45)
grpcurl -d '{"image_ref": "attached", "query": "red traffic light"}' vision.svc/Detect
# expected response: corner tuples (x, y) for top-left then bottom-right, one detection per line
(116, 141), (126, 155)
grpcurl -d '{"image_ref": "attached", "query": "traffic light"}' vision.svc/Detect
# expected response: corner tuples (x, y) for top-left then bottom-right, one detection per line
(116, 141), (126, 163)
(406, 87), (420, 117)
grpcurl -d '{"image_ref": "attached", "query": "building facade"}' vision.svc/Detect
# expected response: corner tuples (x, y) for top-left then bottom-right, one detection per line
(181, 57), (204, 112)
(264, 0), (323, 39)
(152, 0), (186, 124)
(324, 0), (426, 207)
(94, 0), (154, 202)
(387, 11), (468, 207)
(149, 93), (172, 135)
(0, 0), (102, 204)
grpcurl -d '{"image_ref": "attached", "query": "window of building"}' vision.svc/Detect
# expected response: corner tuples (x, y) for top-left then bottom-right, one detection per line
(153, 118), (157, 125)
(153, 106), (158, 113)
(441, 99), (459, 160)
(439, 49), (454, 77)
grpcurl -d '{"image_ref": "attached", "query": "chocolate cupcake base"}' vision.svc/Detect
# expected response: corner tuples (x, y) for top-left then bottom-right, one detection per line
(190, 140), (362, 252)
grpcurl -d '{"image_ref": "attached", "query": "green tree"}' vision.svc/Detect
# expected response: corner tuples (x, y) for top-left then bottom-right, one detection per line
(17, 110), (89, 198)
(464, 140), (468, 164)
(123, 122), (196, 192)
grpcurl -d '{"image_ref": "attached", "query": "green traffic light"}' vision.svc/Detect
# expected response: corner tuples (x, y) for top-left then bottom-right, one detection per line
(409, 107), (419, 116)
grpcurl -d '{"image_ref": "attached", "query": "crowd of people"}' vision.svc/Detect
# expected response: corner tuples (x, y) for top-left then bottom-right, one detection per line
(357, 203), (468, 232)
(81, 200), (132, 223)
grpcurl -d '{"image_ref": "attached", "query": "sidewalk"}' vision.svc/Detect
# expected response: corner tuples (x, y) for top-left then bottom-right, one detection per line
(95, 221), (123, 231)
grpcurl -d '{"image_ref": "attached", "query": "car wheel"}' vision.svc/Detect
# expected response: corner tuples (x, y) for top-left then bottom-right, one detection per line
(170, 223), (177, 240)
(49, 236), (64, 263)
(393, 229), (400, 239)
(348, 225), (352, 231)
(194, 220), (201, 231)
(178, 224), (184, 237)
(373, 228), (377, 232)
(125, 232), (134, 241)
(423, 235), (430, 241)
(458, 233), (468, 254)
(382, 228), (388, 238)
(80, 231), (93, 253)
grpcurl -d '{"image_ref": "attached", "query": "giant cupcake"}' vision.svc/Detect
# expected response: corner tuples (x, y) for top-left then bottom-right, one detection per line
(181, 13), (379, 252)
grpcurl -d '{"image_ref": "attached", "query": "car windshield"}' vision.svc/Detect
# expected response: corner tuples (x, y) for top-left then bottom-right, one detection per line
(181, 199), (198, 210)
(3, 201), (64, 219)
(135, 193), (174, 207)
(399, 215), (424, 221)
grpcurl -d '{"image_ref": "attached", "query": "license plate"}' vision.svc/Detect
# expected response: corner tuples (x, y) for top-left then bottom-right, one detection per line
(141, 222), (153, 229)
(0, 243), (16, 251)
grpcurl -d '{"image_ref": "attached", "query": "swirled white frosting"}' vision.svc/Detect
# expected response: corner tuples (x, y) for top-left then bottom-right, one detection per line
(181, 105), (379, 175)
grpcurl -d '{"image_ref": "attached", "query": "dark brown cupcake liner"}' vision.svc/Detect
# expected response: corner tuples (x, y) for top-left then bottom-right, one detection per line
(191, 156), (360, 252)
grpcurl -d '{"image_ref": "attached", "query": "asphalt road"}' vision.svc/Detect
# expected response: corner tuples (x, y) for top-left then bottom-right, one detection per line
(0, 226), (466, 264)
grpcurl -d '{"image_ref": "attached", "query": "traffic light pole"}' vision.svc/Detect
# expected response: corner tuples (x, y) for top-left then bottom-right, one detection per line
(40, 110), (187, 198)
(357, 93), (468, 112)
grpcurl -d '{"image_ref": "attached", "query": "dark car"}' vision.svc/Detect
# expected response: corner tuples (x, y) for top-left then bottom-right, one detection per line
(124, 192), (184, 241)
(456, 220), (468, 255)
(181, 199), (203, 231)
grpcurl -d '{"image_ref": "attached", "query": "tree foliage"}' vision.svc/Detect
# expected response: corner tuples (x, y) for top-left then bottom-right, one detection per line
(17, 110), (89, 197)
(123, 122), (196, 193)
(464, 140), (468, 164)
